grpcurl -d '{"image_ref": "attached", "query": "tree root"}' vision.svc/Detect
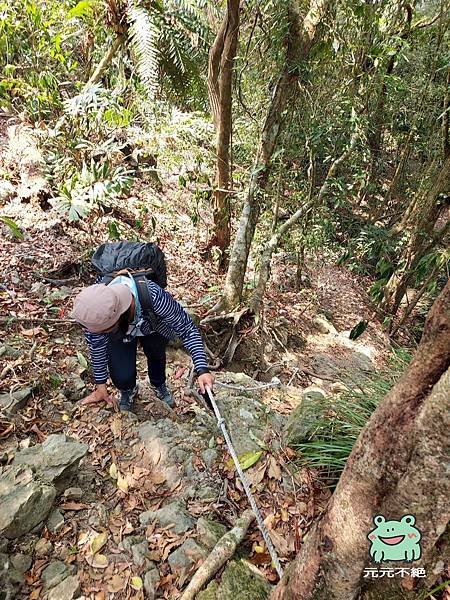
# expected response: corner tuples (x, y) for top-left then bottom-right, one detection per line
(179, 509), (255, 600)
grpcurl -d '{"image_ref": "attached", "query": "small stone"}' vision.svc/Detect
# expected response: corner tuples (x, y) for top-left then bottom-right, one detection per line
(139, 501), (194, 534)
(131, 540), (148, 567)
(47, 509), (64, 534)
(196, 518), (227, 549)
(47, 574), (80, 600)
(143, 567), (159, 599)
(313, 315), (337, 335)
(200, 448), (217, 468)
(11, 553), (32, 573)
(63, 487), (83, 500)
(329, 382), (348, 394)
(42, 560), (69, 589)
(168, 538), (207, 573)
(0, 387), (33, 415)
(35, 538), (53, 557)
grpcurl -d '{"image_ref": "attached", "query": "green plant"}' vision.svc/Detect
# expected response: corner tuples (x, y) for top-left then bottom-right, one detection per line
(294, 349), (411, 486)
(53, 160), (134, 221)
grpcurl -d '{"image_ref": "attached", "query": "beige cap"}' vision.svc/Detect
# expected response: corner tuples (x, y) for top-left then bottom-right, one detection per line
(72, 284), (133, 333)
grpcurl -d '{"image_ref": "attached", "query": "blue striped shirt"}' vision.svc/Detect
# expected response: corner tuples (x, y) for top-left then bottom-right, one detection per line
(84, 279), (209, 384)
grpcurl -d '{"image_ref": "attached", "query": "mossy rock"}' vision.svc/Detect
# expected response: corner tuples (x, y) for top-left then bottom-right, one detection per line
(283, 387), (327, 446)
(216, 560), (271, 600)
(197, 580), (219, 600)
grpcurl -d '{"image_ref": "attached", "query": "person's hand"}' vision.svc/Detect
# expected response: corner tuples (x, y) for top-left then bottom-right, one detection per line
(79, 384), (114, 406)
(198, 372), (214, 394)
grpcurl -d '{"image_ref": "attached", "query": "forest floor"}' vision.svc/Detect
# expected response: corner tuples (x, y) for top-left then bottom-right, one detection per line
(1, 119), (395, 599)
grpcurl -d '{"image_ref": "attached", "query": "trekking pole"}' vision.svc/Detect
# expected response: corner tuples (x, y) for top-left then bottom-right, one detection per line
(204, 386), (284, 579)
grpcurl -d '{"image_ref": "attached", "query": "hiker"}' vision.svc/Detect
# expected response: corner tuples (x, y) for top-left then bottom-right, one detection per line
(71, 242), (213, 412)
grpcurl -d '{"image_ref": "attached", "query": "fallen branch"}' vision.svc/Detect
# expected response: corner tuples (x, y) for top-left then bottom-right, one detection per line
(179, 509), (255, 600)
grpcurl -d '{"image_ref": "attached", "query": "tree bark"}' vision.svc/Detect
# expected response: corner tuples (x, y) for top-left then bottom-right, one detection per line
(382, 153), (450, 316)
(207, 0), (240, 269)
(86, 34), (125, 87)
(271, 280), (450, 600)
(216, 0), (331, 311)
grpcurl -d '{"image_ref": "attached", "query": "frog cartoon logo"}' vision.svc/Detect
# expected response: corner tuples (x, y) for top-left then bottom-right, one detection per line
(368, 514), (422, 563)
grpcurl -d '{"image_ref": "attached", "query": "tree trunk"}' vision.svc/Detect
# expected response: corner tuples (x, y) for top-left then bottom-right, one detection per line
(382, 153), (450, 316)
(207, 0), (240, 269)
(216, 0), (332, 311)
(86, 34), (125, 87)
(249, 131), (358, 317)
(271, 280), (450, 600)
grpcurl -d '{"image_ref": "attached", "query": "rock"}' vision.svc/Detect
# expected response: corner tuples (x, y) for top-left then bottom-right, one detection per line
(283, 389), (327, 447)
(63, 487), (83, 500)
(313, 315), (337, 335)
(131, 540), (148, 568)
(329, 382), (348, 394)
(302, 386), (327, 401)
(47, 509), (64, 534)
(47, 575), (80, 600)
(0, 345), (23, 359)
(212, 373), (285, 455)
(30, 281), (48, 299)
(42, 560), (69, 589)
(196, 517), (227, 549)
(143, 567), (160, 599)
(168, 538), (207, 573)
(11, 553), (32, 573)
(0, 465), (56, 539)
(0, 387), (33, 415)
(88, 504), (108, 530)
(13, 434), (88, 491)
(217, 560), (271, 599)
(197, 581), (219, 600)
(139, 500), (194, 534)
(35, 538), (53, 557)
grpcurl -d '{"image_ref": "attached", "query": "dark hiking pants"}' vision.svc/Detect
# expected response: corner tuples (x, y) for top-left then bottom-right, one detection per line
(108, 332), (167, 391)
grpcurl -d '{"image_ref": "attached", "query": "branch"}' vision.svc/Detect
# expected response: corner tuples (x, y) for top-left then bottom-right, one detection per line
(86, 34), (125, 86)
(180, 509), (255, 600)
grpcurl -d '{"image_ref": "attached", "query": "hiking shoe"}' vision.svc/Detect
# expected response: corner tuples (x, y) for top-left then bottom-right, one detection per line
(119, 385), (138, 412)
(153, 383), (174, 408)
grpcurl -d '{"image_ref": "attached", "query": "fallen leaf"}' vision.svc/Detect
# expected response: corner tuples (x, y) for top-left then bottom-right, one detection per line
(174, 367), (186, 379)
(226, 450), (263, 471)
(110, 416), (121, 438)
(268, 456), (281, 480)
(108, 574), (127, 593)
(117, 472), (128, 493)
(76, 351), (88, 369)
(90, 530), (108, 555)
(21, 326), (46, 337)
(85, 553), (109, 569)
(61, 413), (70, 422)
(109, 463), (118, 480)
(130, 576), (143, 590)
(150, 471), (167, 485)
(29, 586), (42, 600)
(60, 502), (90, 511)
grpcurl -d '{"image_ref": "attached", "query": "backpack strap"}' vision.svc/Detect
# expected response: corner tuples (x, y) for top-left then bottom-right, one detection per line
(133, 274), (158, 328)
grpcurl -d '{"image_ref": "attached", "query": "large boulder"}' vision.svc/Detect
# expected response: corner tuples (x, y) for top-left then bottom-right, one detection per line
(13, 434), (88, 491)
(0, 465), (56, 539)
(212, 373), (285, 455)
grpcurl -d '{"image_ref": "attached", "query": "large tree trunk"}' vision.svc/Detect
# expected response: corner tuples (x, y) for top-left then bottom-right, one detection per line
(207, 0), (240, 268)
(271, 280), (450, 600)
(382, 153), (450, 317)
(216, 0), (331, 311)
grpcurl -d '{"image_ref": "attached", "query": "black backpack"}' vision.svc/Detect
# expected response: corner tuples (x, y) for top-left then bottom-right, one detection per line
(91, 241), (167, 324)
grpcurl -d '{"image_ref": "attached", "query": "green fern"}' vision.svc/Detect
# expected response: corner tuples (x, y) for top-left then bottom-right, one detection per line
(126, 0), (159, 97)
